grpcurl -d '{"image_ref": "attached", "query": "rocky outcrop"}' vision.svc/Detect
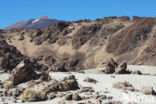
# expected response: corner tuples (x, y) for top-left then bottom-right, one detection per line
(103, 58), (130, 74)
(107, 18), (155, 55)
(0, 39), (24, 72)
(44, 75), (79, 94)
(11, 59), (39, 86)
(44, 55), (56, 66)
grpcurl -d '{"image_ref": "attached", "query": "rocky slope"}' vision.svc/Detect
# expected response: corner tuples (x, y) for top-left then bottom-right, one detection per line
(4, 16), (62, 30)
(0, 16), (156, 71)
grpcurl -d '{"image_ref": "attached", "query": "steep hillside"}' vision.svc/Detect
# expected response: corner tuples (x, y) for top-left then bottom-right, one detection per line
(1, 16), (156, 70)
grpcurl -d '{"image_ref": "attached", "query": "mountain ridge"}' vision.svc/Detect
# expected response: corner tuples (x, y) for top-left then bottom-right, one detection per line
(0, 16), (156, 70)
(4, 16), (63, 30)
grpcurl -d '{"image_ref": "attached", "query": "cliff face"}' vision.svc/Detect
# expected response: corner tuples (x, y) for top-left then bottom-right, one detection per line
(1, 16), (156, 70)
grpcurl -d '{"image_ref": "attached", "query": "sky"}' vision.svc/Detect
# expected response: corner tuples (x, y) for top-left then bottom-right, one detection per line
(0, 0), (156, 29)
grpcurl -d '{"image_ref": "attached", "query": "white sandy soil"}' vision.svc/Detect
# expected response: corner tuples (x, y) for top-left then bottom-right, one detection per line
(0, 65), (156, 104)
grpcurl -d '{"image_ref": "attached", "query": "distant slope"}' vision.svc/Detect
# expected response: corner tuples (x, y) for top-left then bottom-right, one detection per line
(4, 16), (62, 30)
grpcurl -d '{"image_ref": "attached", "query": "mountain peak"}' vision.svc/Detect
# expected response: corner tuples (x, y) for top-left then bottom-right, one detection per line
(4, 16), (62, 30)
(38, 16), (51, 20)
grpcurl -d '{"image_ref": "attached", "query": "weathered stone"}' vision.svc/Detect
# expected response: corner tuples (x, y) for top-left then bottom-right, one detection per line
(84, 77), (97, 84)
(39, 72), (50, 81)
(104, 58), (117, 74)
(141, 86), (156, 95)
(131, 70), (142, 75)
(113, 81), (135, 91)
(46, 75), (79, 93)
(11, 59), (39, 86)
(51, 63), (67, 72)
(18, 35), (24, 40)
(65, 93), (72, 100)
(72, 93), (82, 101)
(115, 61), (127, 74)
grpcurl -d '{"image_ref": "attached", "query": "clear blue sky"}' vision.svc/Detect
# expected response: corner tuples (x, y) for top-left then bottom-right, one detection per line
(1, 0), (156, 29)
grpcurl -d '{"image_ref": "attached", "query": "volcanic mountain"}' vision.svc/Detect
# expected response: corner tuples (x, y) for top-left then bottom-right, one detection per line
(4, 16), (62, 30)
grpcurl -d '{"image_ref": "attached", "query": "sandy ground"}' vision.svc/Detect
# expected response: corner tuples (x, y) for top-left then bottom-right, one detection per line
(0, 65), (156, 104)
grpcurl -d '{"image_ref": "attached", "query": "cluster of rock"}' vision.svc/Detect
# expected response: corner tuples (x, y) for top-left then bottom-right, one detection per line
(99, 58), (129, 74)
(113, 81), (156, 96)
(0, 36), (48, 74)
(100, 58), (142, 74)
(44, 55), (82, 72)
(0, 73), (80, 103)
(65, 93), (82, 101)
(43, 75), (79, 94)
(113, 81), (136, 92)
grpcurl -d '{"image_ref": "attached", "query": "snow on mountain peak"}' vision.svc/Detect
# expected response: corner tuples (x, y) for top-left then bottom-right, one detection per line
(38, 16), (51, 20)
(32, 16), (51, 23)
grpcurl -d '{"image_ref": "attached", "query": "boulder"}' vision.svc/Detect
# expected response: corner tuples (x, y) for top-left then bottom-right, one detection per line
(131, 70), (142, 75)
(104, 61), (115, 74)
(44, 55), (56, 66)
(113, 81), (135, 91)
(65, 93), (82, 101)
(51, 63), (67, 72)
(18, 35), (24, 40)
(65, 93), (72, 100)
(39, 72), (50, 81)
(65, 59), (79, 71)
(84, 77), (97, 84)
(102, 58), (131, 74)
(115, 61), (128, 74)
(45, 75), (79, 94)
(72, 93), (82, 101)
(11, 59), (39, 86)
(109, 58), (118, 68)
(141, 86), (156, 95)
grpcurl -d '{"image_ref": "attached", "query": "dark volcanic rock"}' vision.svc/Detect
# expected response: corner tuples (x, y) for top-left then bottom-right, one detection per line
(0, 39), (24, 72)
(18, 34), (24, 40)
(39, 72), (50, 81)
(72, 93), (82, 101)
(65, 93), (72, 100)
(104, 58), (117, 74)
(107, 18), (155, 55)
(45, 75), (79, 93)
(115, 61), (128, 74)
(65, 93), (82, 101)
(51, 63), (67, 72)
(11, 59), (39, 86)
